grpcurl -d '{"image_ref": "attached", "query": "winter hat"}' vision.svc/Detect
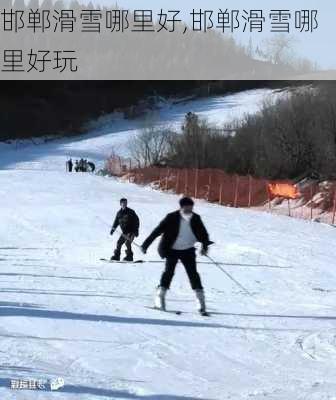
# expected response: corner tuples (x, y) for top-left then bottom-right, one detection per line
(179, 197), (194, 207)
(120, 198), (128, 204)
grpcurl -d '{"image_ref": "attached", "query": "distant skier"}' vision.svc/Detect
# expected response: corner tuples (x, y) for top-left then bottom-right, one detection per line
(74, 160), (79, 172)
(110, 198), (140, 262)
(68, 158), (73, 172)
(141, 197), (212, 315)
(79, 158), (84, 172)
(66, 159), (71, 172)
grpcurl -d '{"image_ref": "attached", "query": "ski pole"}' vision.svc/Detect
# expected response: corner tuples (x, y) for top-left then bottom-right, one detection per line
(205, 254), (253, 297)
(128, 260), (290, 269)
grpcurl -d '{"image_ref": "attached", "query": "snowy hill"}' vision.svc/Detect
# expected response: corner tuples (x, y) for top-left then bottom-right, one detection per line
(0, 88), (283, 171)
(1, 89), (336, 400)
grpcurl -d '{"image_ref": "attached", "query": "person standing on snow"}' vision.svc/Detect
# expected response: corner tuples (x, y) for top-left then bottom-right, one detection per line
(110, 198), (140, 262)
(141, 197), (212, 315)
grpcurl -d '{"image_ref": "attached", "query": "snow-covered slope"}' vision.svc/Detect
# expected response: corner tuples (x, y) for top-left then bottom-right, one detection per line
(1, 168), (336, 400)
(0, 88), (282, 172)
(1, 89), (336, 400)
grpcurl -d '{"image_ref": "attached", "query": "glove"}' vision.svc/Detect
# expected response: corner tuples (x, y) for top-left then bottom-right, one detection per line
(110, 228), (115, 236)
(141, 246), (147, 254)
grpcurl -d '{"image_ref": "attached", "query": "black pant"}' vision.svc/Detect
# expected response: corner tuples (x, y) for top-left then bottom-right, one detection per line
(160, 248), (203, 290)
(114, 234), (133, 257)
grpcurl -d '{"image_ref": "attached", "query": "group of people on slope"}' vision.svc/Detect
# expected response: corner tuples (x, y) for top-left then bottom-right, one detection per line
(109, 197), (212, 315)
(66, 158), (96, 173)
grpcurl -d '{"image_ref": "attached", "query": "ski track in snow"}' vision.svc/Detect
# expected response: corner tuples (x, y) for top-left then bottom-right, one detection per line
(1, 89), (336, 399)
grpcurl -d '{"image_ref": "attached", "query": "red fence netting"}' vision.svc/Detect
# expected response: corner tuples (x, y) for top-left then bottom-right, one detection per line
(104, 155), (336, 225)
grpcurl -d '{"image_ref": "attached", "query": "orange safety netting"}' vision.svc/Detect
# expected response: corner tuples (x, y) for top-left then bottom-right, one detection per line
(268, 182), (301, 200)
(104, 155), (336, 225)
(128, 166), (270, 207)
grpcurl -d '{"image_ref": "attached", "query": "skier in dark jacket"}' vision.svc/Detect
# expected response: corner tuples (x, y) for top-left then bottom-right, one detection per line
(110, 198), (140, 262)
(141, 197), (212, 314)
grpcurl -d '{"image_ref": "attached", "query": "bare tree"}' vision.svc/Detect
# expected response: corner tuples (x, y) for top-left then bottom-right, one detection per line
(128, 125), (175, 168)
(167, 112), (230, 169)
(262, 35), (296, 65)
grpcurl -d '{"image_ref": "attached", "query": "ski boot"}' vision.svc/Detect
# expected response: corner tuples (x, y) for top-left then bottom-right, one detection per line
(110, 251), (120, 261)
(195, 289), (209, 316)
(123, 251), (134, 262)
(154, 286), (167, 311)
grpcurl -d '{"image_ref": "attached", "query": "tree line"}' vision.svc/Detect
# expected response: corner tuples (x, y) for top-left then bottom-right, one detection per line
(0, 1), (315, 140)
(0, 80), (281, 142)
(129, 82), (336, 180)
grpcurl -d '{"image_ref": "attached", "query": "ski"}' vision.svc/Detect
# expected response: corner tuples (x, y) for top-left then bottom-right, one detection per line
(145, 306), (182, 315)
(100, 258), (144, 264)
(145, 306), (210, 317)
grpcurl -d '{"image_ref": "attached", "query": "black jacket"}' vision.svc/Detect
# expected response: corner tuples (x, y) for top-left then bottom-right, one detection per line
(142, 211), (211, 258)
(112, 207), (140, 236)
